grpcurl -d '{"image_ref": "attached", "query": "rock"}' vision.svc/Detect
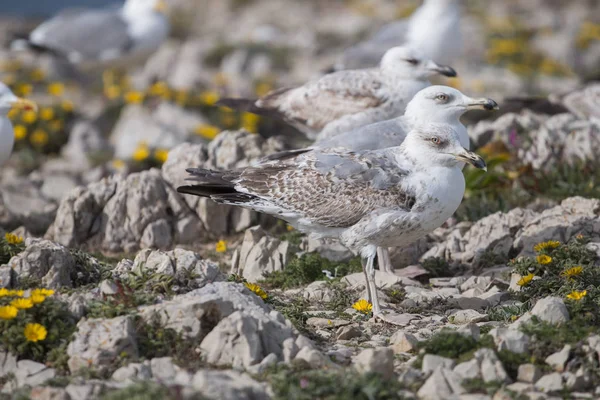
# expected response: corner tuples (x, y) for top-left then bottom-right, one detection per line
(354, 347), (394, 379)
(460, 276), (492, 292)
(489, 327), (530, 354)
(545, 345), (571, 372)
(62, 120), (113, 169)
(306, 317), (350, 329)
(343, 271), (420, 289)
(99, 279), (119, 295)
(191, 369), (270, 400)
(148, 357), (179, 382)
(232, 226), (289, 282)
(40, 174), (80, 203)
(335, 325), (362, 340)
(246, 352), (279, 375)
(530, 297), (570, 324)
(139, 282), (294, 367)
(390, 331), (419, 353)
(0, 351), (17, 378)
(0, 178), (57, 235)
(454, 359), (480, 380)
(474, 348), (510, 383)
(422, 354), (456, 374)
(563, 367), (592, 391)
(453, 296), (489, 311)
(7, 238), (75, 289)
(294, 347), (330, 368)
(11, 360), (56, 389)
(29, 387), (70, 400)
(282, 337), (298, 362)
(535, 372), (564, 393)
(449, 309), (488, 324)
(417, 367), (466, 400)
(67, 316), (138, 374)
(456, 323), (480, 341)
(518, 364), (543, 383)
(111, 362), (152, 382)
(50, 169), (204, 252)
(302, 281), (335, 302)
(306, 237), (353, 262)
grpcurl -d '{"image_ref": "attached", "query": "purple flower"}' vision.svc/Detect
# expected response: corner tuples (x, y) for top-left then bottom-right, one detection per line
(300, 378), (309, 389)
(509, 128), (519, 147)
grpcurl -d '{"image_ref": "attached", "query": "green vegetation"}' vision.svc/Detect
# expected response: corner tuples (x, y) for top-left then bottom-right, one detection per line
(100, 382), (181, 400)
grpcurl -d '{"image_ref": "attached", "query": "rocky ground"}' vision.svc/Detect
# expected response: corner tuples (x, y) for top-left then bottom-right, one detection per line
(0, 0), (600, 399)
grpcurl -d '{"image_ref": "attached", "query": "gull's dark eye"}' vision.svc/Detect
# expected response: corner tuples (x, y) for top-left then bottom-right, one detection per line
(436, 94), (449, 102)
(405, 58), (419, 65)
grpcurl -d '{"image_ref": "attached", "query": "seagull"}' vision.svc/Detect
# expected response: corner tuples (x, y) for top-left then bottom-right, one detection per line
(217, 46), (456, 140)
(261, 86), (499, 274)
(332, 0), (462, 71)
(177, 127), (487, 323)
(11, 0), (169, 74)
(0, 83), (37, 166)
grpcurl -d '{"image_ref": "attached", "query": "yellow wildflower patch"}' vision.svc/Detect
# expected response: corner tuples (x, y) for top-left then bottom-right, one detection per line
(7, 290), (24, 297)
(241, 112), (260, 133)
(561, 266), (583, 279)
(154, 148), (169, 164)
(148, 81), (170, 98)
(13, 125), (27, 141)
(199, 91), (219, 106)
(47, 82), (65, 97)
(124, 91), (145, 104)
(352, 299), (373, 314)
(24, 323), (47, 342)
(566, 290), (587, 301)
(11, 298), (33, 309)
(132, 144), (150, 162)
(0, 305), (18, 320)
(30, 129), (49, 147)
(536, 255), (552, 265)
(40, 107), (55, 121)
(21, 110), (38, 124)
(215, 240), (227, 253)
(61, 100), (74, 113)
(5, 232), (23, 245)
(517, 273), (534, 286)
(104, 85), (121, 100)
(194, 124), (220, 140)
(29, 294), (46, 304)
(32, 288), (55, 297)
(244, 282), (267, 300)
(534, 240), (560, 253)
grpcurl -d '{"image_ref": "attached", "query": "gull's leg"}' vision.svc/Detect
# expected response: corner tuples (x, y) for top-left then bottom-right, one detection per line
(377, 247), (393, 274)
(365, 255), (381, 315)
(362, 257), (373, 303)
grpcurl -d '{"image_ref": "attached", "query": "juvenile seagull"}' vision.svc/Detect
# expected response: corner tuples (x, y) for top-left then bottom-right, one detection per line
(177, 128), (486, 323)
(11, 0), (169, 72)
(262, 86), (498, 273)
(333, 0), (462, 71)
(0, 83), (37, 166)
(217, 46), (456, 140)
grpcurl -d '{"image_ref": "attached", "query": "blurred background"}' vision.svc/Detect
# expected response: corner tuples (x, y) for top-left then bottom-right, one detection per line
(0, 0), (598, 240)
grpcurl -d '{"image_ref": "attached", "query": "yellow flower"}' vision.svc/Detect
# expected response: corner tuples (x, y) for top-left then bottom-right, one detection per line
(104, 85), (121, 100)
(24, 323), (47, 342)
(175, 90), (189, 106)
(5, 232), (23, 245)
(40, 107), (55, 121)
(352, 299), (373, 314)
(148, 81), (170, 99)
(0, 305), (18, 320)
(111, 159), (126, 170)
(220, 109), (237, 128)
(31, 288), (54, 297)
(0, 288), (8, 297)
(21, 110), (38, 124)
(61, 100), (74, 113)
(132, 144), (150, 162)
(30, 69), (45, 82)
(561, 266), (583, 279)
(536, 255), (552, 265)
(7, 289), (24, 297)
(517, 273), (535, 286)
(49, 120), (64, 132)
(7, 108), (19, 120)
(30, 129), (49, 147)
(16, 83), (32, 97)
(47, 82), (65, 97)
(241, 112), (260, 133)
(533, 240), (560, 253)
(199, 91), (219, 106)
(154, 148), (169, 164)
(244, 282), (267, 300)
(13, 125), (26, 141)
(215, 240), (227, 253)
(194, 124), (220, 140)
(124, 91), (145, 104)
(10, 298), (33, 309)
(566, 290), (587, 301)
(255, 82), (273, 97)
(286, 225), (294, 232)
(29, 294), (46, 304)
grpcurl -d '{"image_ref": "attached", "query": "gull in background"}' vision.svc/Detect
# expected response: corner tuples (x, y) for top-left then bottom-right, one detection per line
(262, 86), (498, 274)
(177, 127), (487, 323)
(332, 0), (463, 71)
(11, 0), (170, 78)
(0, 83), (37, 166)
(217, 46), (456, 140)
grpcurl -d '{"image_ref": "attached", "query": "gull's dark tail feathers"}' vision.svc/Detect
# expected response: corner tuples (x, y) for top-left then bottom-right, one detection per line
(176, 168), (256, 204)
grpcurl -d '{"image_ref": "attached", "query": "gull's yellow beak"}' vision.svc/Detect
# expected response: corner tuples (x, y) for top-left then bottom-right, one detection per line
(153, 0), (168, 13)
(10, 98), (37, 112)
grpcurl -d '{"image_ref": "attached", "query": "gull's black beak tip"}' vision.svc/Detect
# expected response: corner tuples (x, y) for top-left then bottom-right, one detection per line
(483, 99), (499, 111)
(439, 66), (457, 77)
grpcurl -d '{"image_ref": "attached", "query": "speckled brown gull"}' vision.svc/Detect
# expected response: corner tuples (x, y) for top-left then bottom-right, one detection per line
(217, 46), (456, 140)
(177, 128), (487, 323)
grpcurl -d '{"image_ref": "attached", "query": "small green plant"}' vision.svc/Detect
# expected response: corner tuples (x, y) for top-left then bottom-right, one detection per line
(0, 233), (25, 265)
(87, 283), (156, 318)
(100, 382), (178, 400)
(420, 257), (452, 278)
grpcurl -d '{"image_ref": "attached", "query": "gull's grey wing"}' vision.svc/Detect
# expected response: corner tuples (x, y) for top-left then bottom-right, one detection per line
(315, 117), (411, 151)
(234, 148), (414, 227)
(257, 69), (388, 132)
(30, 8), (132, 62)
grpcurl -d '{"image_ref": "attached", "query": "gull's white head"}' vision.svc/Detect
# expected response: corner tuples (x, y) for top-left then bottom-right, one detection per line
(405, 86), (498, 124)
(401, 125), (487, 171)
(379, 46), (457, 80)
(123, 0), (168, 16)
(0, 83), (37, 116)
